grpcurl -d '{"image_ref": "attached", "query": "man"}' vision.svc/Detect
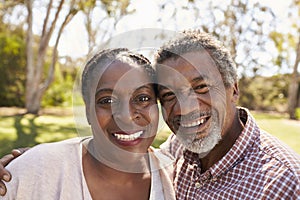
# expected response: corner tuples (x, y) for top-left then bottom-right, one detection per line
(1, 30), (300, 199)
(155, 30), (300, 199)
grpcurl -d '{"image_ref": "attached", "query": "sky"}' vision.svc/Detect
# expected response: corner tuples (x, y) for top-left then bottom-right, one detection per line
(48, 0), (297, 77)
(57, 0), (293, 59)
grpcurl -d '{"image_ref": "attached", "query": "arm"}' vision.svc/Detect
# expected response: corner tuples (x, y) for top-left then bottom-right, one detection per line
(0, 148), (30, 196)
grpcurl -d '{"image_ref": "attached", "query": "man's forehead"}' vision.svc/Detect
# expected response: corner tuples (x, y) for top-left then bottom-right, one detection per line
(158, 54), (218, 76)
(159, 51), (218, 72)
(156, 51), (224, 90)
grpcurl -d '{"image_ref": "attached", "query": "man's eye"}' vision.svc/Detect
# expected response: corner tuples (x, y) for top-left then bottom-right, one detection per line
(160, 91), (175, 102)
(194, 84), (209, 93)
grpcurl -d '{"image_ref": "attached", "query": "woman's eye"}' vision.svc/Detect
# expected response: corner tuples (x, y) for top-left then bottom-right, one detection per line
(97, 97), (115, 105)
(135, 95), (151, 103)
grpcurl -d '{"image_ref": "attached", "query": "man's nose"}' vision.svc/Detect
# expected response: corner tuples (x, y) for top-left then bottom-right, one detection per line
(173, 93), (199, 116)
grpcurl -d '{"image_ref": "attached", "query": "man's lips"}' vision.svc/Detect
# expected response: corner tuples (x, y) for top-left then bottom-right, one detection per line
(112, 130), (144, 142)
(175, 115), (211, 134)
(180, 117), (208, 128)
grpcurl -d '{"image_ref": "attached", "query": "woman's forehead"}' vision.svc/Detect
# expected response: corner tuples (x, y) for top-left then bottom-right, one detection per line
(95, 61), (154, 93)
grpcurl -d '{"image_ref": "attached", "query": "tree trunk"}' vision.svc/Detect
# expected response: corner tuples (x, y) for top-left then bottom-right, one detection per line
(288, 34), (300, 119)
(26, 90), (43, 114)
(24, 0), (76, 114)
(288, 80), (299, 119)
(25, 0), (39, 114)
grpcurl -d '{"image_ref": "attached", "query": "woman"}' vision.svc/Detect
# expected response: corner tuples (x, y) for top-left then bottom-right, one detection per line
(1, 48), (175, 200)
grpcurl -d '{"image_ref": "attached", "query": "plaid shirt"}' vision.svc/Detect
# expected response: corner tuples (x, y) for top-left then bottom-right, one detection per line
(161, 108), (300, 199)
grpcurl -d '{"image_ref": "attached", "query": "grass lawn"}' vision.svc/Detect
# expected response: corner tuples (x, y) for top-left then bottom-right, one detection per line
(251, 111), (300, 154)
(0, 107), (299, 157)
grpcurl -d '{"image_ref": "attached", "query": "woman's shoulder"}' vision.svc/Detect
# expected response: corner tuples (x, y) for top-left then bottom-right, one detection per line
(4, 137), (89, 199)
(26, 137), (83, 156)
(7, 137), (85, 171)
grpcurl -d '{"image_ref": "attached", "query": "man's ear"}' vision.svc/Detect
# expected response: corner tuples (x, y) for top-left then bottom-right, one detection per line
(232, 82), (239, 103)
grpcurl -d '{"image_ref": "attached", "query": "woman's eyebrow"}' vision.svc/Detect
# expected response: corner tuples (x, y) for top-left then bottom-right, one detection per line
(134, 85), (153, 91)
(95, 88), (113, 96)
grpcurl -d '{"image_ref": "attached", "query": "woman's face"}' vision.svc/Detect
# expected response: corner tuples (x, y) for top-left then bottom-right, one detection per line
(91, 61), (158, 154)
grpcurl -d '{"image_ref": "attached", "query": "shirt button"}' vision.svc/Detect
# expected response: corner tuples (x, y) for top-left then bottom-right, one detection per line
(195, 182), (201, 188)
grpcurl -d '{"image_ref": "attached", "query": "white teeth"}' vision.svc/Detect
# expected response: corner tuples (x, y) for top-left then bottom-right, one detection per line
(113, 131), (143, 141)
(200, 118), (205, 124)
(181, 118), (206, 128)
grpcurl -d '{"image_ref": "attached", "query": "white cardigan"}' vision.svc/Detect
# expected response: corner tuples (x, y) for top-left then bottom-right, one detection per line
(3, 137), (176, 200)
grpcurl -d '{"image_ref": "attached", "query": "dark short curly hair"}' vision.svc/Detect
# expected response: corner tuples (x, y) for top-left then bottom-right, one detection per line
(81, 48), (157, 105)
(154, 30), (237, 87)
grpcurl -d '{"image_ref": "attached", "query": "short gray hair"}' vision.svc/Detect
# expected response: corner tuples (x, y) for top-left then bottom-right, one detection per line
(155, 30), (237, 87)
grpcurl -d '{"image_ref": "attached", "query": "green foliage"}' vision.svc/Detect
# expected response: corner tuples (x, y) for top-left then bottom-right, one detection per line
(0, 29), (26, 107)
(101, 0), (131, 16)
(0, 26), (78, 108)
(295, 108), (300, 120)
(238, 74), (289, 112)
(42, 64), (78, 107)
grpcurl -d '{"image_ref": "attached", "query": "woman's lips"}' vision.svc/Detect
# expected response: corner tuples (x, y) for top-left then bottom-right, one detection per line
(111, 130), (147, 147)
(112, 130), (144, 142)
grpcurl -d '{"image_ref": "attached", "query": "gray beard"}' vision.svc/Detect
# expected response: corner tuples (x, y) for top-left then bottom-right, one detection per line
(176, 114), (222, 157)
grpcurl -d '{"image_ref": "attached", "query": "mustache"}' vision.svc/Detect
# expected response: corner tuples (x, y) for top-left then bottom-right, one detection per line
(172, 110), (212, 123)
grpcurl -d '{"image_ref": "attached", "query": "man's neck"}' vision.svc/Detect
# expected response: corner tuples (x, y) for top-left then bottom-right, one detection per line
(199, 109), (244, 172)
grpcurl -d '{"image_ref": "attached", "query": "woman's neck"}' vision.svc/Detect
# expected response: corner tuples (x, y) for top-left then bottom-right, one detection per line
(84, 146), (150, 185)
(82, 143), (151, 200)
(88, 138), (151, 173)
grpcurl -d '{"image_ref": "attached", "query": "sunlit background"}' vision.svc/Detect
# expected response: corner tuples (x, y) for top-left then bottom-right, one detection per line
(0, 0), (299, 156)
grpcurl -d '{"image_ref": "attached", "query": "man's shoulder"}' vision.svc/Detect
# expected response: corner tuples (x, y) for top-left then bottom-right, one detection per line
(160, 133), (184, 159)
(257, 130), (300, 179)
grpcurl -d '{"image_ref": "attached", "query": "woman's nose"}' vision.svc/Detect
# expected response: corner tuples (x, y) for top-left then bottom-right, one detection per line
(113, 100), (140, 127)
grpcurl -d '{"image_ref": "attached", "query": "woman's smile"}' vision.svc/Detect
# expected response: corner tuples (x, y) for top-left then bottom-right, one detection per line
(112, 130), (145, 146)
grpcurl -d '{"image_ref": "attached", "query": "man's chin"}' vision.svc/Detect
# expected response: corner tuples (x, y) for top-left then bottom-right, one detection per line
(179, 132), (221, 156)
(184, 142), (214, 156)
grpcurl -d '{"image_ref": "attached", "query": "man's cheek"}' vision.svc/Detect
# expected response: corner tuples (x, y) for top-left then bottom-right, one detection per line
(160, 105), (169, 122)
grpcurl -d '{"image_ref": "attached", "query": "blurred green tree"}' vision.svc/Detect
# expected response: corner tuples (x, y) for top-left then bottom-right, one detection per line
(0, 19), (26, 106)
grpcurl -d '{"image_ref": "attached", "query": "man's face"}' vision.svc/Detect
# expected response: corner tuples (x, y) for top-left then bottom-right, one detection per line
(157, 51), (238, 156)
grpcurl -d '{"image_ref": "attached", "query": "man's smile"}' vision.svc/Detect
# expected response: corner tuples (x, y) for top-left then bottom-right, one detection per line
(180, 116), (210, 128)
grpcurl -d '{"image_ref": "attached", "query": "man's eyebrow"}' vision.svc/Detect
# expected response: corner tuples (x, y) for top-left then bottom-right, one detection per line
(157, 75), (209, 91)
(157, 85), (169, 90)
(191, 75), (208, 83)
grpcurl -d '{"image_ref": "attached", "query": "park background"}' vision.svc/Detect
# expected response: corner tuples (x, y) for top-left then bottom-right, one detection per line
(0, 0), (299, 157)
